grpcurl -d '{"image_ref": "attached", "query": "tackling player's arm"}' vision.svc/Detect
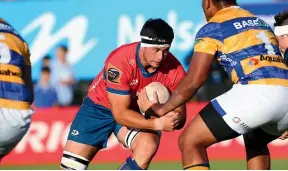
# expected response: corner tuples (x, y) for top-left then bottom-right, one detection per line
(23, 43), (34, 104)
(23, 66), (34, 104)
(155, 52), (214, 116)
(173, 105), (186, 130)
(166, 64), (187, 129)
(145, 36), (219, 117)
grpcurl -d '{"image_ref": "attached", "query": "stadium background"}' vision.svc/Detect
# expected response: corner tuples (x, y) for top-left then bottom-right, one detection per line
(1, 0), (288, 169)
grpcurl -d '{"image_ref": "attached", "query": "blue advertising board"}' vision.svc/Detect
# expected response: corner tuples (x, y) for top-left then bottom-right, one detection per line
(0, 0), (285, 80)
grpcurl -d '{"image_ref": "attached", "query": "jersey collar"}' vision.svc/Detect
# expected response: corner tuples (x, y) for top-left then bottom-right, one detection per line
(209, 6), (240, 22)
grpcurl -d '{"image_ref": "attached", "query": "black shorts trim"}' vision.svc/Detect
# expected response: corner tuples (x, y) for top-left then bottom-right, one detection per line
(199, 101), (240, 142)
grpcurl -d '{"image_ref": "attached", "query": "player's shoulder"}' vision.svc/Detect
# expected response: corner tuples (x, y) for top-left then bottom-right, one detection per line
(0, 18), (7, 23)
(0, 19), (26, 43)
(0, 18), (30, 64)
(106, 42), (138, 62)
(196, 7), (255, 41)
(195, 22), (222, 41)
(167, 52), (182, 64)
(161, 53), (185, 73)
(105, 42), (139, 72)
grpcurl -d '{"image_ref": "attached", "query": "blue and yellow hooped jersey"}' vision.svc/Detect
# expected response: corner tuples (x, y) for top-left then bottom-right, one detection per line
(194, 6), (288, 86)
(0, 19), (32, 109)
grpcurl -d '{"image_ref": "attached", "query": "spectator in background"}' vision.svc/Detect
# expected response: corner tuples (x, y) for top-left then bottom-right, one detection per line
(274, 11), (288, 57)
(51, 45), (75, 106)
(34, 67), (58, 108)
(42, 55), (51, 67)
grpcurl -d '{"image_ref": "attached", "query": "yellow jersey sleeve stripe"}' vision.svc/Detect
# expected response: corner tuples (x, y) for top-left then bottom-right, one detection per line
(0, 98), (30, 110)
(194, 37), (221, 55)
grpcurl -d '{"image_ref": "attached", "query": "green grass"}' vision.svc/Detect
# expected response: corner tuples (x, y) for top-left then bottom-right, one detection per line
(1, 160), (287, 170)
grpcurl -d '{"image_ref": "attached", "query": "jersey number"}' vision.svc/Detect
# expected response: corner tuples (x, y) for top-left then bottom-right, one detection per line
(256, 31), (276, 55)
(0, 42), (11, 64)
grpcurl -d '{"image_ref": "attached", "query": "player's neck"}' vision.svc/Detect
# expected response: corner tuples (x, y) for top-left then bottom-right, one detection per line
(217, 2), (238, 10)
(138, 53), (157, 73)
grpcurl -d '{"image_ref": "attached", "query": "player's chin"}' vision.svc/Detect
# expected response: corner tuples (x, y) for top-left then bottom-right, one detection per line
(151, 62), (161, 68)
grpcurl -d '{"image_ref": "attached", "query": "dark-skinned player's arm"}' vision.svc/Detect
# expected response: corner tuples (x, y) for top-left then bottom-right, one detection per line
(142, 27), (221, 118)
(138, 88), (186, 130)
(140, 23), (222, 118)
(159, 52), (214, 113)
(141, 52), (214, 117)
(23, 43), (34, 104)
(173, 104), (186, 130)
(23, 65), (34, 104)
(169, 63), (187, 130)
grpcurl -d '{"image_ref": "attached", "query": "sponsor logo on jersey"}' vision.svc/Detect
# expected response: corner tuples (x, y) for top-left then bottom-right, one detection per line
(260, 55), (284, 63)
(107, 63), (123, 84)
(219, 54), (237, 66)
(249, 58), (259, 65)
(233, 18), (270, 30)
(0, 69), (21, 77)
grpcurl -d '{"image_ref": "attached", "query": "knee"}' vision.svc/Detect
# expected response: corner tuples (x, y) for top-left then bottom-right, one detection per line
(178, 131), (202, 152)
(178, 132), (189, 152)
(132, 134), (160, 158)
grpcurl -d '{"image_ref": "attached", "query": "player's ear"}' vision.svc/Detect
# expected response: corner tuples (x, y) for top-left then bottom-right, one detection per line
(203, 0), (211, 11)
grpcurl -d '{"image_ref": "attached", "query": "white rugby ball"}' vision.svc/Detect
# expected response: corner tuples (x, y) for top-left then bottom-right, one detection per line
(145, 82), (170, 103)
(139, 82), (170, 115)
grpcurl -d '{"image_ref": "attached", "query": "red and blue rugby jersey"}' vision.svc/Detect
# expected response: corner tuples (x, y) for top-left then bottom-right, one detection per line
(88, 42), (185, 110)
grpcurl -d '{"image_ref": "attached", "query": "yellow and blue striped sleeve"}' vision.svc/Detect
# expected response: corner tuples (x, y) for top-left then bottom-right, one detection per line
(193, 22), (223, 56)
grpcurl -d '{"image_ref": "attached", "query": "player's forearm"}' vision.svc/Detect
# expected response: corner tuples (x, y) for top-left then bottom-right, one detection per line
(165, 86), (197, 112)
(174, 106), (186, 130)
(114, 110), (156, 130)
(24, 66), (34, 104)
(156, 76), (199, 116)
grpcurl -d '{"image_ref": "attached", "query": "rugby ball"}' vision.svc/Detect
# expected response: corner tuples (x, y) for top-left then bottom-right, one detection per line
(139, 82), (170, 114)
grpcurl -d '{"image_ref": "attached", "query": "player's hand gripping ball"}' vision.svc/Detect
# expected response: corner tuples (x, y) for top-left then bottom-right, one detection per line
(137, 82), (170, 115)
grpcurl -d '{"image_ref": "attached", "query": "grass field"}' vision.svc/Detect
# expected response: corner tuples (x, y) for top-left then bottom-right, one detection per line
(1, 160), (287, 170)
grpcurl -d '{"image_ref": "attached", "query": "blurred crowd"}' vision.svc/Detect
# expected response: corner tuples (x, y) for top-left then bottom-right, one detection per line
(33, 45), (76, 108)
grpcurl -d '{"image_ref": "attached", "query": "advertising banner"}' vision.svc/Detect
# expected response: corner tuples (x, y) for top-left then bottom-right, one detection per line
(2, 103), (288, 165)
